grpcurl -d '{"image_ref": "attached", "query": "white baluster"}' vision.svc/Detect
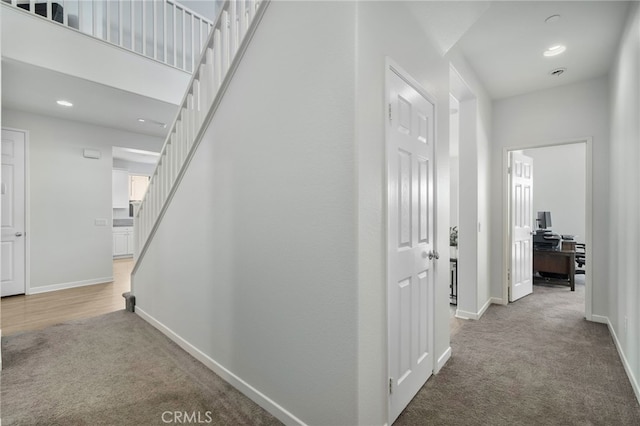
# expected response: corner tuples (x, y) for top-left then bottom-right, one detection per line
(221, 10), (230, 75)
(173, 3), (177, 66)
(182, 7), (187, 70)
(153, 0), (158, 60)
(213, 28), (222, 91)
(164, 0), (168, 63)
(238, 0), (247, 40)
(119, 0), (124, 47)
(229, 0), (237, 56)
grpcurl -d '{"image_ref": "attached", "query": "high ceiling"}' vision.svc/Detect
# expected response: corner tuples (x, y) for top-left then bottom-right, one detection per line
(453, 1), (631, 99)
(1, 1), (633, 146)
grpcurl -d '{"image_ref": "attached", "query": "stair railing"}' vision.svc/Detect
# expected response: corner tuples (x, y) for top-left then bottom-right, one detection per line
(2, 0), (214, 73)
(132, 0), (269, 272)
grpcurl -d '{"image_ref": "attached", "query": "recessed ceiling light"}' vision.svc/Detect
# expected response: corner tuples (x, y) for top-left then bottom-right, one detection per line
(549, 67), (566, 77)
(56, 100), (73, 107)
(544, 45), (567, 57)
(137, 118), (167, 128)
(545, 14), (561, 24)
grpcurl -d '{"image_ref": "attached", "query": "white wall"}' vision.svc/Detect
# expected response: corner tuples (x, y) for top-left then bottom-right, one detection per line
(133, 2), (359, 425)
(608, 1), (640, 401)
(447, 51), (493, 316)
(354, 2), (452, 423)
(2, 109), (162, 291)
(112, 158), (156, 176)
(492, 77), (610, 315)
(450, 95), (460, 228)
(523, 144), (586, 241)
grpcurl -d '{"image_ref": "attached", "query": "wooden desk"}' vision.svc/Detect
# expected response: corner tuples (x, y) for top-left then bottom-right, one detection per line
(533, 249), (576, 291)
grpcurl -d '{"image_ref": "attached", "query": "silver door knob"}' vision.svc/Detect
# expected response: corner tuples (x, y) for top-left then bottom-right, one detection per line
(428, 250), (435, 260)
(434, 250), (440, 260)
(15, 232), (23, 237)
(422, 251), (428, 259)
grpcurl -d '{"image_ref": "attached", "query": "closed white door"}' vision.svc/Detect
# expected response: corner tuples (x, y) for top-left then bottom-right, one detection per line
(509, 152), (533, 302)
(1, 129), (26, 297)
(387, 66), (435, 423)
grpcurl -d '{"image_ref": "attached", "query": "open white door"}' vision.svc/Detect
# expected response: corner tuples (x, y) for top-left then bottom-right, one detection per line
(509, 152), (533, 302)
(387, 64), (435, 423)
(1, 129), (27, 297)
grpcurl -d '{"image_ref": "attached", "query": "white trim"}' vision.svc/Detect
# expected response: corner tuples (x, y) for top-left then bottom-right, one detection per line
(501, 137), (593, 320)
(135, 307), (307, 426)
(603, 316), (640, 404)
(490, 297), (506, 306)
(590, 315), (609, 324)
(28, 276), (113, 294)
(477, 298), (491, 319)
(454, 298), (491, 320)
(455, 308), (479, 320)
(435, 347), (451, 373)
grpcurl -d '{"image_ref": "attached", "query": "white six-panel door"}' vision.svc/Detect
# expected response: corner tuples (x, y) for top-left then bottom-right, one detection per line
(387, 65), (435, 423)
(509, 152), (533, 302)
(1, 129), (26, 297)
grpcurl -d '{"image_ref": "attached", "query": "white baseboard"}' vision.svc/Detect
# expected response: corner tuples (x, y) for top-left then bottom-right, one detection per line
(602, 316), (640, 404)
(28, 276), (113, 295)
(477, 298), (492, 319)
(435, 347), (451, 373)
(455, 298), (492, 321)
(135, 307), (307, 426)
(490, 297), (505, 305)
(590, 314), (608, 324)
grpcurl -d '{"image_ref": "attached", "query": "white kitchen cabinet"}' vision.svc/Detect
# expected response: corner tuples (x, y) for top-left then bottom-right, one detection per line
(112, 169), (129, 208)
(113, 226), (134, 257)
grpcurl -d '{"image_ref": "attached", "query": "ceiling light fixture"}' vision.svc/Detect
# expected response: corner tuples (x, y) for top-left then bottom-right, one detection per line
(137, 118), (167, 128)
(545, 14), (561, 24)
(56, 100), (73, 107)
(544, 45), (567, 57)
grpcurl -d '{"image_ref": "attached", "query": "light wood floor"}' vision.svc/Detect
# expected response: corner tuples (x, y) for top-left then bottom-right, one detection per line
(1, 258), (133, 336)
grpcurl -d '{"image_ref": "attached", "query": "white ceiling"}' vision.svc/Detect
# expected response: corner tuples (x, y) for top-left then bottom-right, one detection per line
(453, 1), (632, 99)
(1, 0), (632, 145)
(1, 58), (178, 139)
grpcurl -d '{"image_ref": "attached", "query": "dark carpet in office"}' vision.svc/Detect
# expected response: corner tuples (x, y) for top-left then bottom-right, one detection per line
(1, 310), (281, 426)
(396, 276), (640, 426)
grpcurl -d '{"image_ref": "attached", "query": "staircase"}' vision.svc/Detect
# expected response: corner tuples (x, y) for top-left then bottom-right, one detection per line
(2, 0), (214, 73)
(132, 0), (268, 271)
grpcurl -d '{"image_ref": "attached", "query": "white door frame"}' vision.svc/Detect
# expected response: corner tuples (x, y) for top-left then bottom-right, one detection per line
(385, 57), (438, 424)
(501, 137), (593, 320)
(1, 127), (30, 296)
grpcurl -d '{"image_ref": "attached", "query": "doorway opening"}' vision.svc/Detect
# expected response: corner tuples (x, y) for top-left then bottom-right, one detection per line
(502, 138), (592, 318)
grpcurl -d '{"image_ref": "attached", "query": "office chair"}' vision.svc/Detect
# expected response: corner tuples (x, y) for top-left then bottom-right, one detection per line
(575, 243), (586, 274)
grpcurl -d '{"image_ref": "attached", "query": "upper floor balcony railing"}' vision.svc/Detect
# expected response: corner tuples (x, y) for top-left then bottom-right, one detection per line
(1, 0), (214, 73)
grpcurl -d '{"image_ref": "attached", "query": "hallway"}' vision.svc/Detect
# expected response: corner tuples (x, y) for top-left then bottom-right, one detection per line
(398, 279), (640, 425)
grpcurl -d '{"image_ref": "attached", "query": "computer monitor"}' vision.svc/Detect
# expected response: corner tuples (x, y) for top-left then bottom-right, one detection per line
(537, 211), (552, 230)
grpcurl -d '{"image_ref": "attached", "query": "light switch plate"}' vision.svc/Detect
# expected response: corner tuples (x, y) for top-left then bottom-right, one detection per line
(95, 218), (108, 226)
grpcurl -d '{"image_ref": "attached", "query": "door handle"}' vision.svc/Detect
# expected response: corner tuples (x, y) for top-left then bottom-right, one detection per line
(428, 250), (440, 260)
(15, 232), (23, 237)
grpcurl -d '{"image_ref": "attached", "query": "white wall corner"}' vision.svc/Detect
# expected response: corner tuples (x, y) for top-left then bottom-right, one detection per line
(477, 298), (492, 319)
(604, 316), (640, 404)
(435, 346), (452, 373)
(490, 297), (506, 306)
